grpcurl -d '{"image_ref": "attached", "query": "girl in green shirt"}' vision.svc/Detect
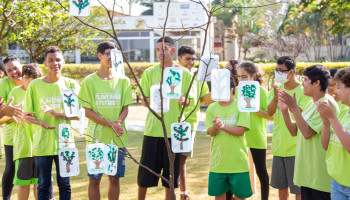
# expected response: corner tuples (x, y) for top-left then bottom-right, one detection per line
(235, 61), (272, 200)
(317, 67), (350, 199)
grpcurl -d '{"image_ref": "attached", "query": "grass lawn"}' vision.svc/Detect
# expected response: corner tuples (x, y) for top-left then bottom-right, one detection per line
(0, 129), (295, 199)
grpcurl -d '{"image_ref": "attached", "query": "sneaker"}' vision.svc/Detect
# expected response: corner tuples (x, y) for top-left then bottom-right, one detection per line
(180, 193), (190, 200)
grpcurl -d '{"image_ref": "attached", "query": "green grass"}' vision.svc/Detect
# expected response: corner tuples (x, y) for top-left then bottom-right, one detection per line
(0, 130), (293, 199)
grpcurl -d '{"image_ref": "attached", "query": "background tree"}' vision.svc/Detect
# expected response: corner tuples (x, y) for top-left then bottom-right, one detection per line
(0, 0), (16, 56)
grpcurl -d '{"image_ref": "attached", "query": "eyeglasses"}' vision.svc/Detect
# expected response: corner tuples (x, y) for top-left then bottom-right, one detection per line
(274, 68), (290, 74)
(101, 52), (112, 58)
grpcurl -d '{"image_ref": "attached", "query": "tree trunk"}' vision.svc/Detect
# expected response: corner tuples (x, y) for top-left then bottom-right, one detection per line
(66, 162), (71, 173)
(244, 98), (252, 108)
(180, 140), (183, 150)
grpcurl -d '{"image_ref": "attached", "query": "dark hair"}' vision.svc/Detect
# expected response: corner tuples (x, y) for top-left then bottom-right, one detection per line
(3, 55), (20, 65)
(178, 45), (195, 57)
(227, 60), (240, 85)
(45, 46), (63, 59)
(157, 36), (174, 46)
(0, 60), (6, 76)
(97, 41), (116, 54)
(303, 65), (330, 92)
(277, 56), (296, 71)
(22, 63), (43, 79)
(334, 67), (350, 88)
(230, 77), (236, 95)
(329, 68), (338, 78)
(238, 61), (264, 84)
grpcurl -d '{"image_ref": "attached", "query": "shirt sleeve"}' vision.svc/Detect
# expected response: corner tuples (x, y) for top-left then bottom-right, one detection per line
(23, 83), (34, 114)
(78, 78), (93, 109)
(205, 104), (215, 134)
(236, 111), (250, 131)
(0, 79), (9, 103)
(136, 70), (150, 98)
(122, 78), (134, 107)
(260, 86), (268, 111)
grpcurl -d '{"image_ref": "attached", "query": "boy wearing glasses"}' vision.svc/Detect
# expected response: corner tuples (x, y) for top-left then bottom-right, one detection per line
(267, 56), (311, 200)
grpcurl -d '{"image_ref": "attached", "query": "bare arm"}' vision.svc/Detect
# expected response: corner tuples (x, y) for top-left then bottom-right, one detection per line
(290, 107), (316, 139)
(320, 122), (331, 150)
(141, 97), (150, 107)
(200, 93), (214, 105)
(256, 109), (274, 120)
(267, 85), (279, 116)
(208, 126), (219, 137)
(118, 105), (129, 122)
(280, 109), (298, 136)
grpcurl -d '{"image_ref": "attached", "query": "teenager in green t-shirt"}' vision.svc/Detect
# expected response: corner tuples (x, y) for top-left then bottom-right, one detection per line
(78, 41), (133, 200)
(177, 45), (213, 200)
(279, 65), (340, 200)
(137, 36), (192, 200)
(316, 67), (350, 199)
(23, 46), (80, 200)
(329, 68), (348, 112)
(206, 77), (252, 200)
(235, 61), (272, 200)
(268, 56), (310, 200)
(0, 55), (24, 200)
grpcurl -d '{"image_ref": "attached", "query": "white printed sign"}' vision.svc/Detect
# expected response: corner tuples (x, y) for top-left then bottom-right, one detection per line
(238, 81), (260, 112)
(104, 144), (118, 175)
(211, 69), (230, 101)
(197, 55), (219, 81)
(86, 143), (106, 174)
(111, 49), (125, 78)
(150, 84), (169, 113)
(62, 89), (79, 117)
(59, 148), (80, 177)
(171, 122), (192, 153)
(59, 123), (75, 149)
(69, 0), (91, 16)
(163, 67), (183, 99)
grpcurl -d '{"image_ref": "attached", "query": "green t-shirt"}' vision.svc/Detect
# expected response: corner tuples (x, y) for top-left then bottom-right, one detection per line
(205, 100), (250, 173)
(0, 77), (17, 103)
(136, 64), (194, 138)
(184, 72), (209, 129)
(294, 94), (339, 193)
(337, 101), (348, 113)
(78, 73), (134, 148)
(242, 85), (268, 149)
(23, 77), (80, 156)
(326, 106), (350, 187)
(268, 84), (311, 157)
(7, 86), (33, 160)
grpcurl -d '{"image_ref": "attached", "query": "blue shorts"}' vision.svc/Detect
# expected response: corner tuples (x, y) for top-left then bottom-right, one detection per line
(88, 148), (126, 179)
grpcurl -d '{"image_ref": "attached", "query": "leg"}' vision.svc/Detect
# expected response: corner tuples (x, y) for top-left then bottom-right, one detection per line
(285, 157), (301, 200)
(215, 193), (226, 200)
(49, 181), (54, 200)
(53, 155), (71, 200)
(108, 176), (120, 200)
(34, 184), (38, 200)
(250, 148), (269, 200)
(179, 155), (188, 192)
(331, 179), (348, 200)
(88, 177), (101, 200)
(225, 191), (233, 200)
(296, 194), (301, 200)
(2, 145), (15, 200)
(17, 185), (30, 200)
(278, 188), (289, 200)
(165, 188), (173, 200)
(138, 187), (147, 200)
(34, 156), (54, 200)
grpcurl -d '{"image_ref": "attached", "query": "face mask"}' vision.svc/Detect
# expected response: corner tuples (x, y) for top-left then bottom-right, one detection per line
(275, 71), (289, 84)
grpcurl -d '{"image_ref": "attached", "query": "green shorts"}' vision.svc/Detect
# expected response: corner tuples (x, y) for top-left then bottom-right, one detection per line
(208, 171), (252, 198)
(13, 158), (38, 186)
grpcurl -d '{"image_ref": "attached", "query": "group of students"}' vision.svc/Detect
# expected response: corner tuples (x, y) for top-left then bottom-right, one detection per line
(0, 35), (348, 200)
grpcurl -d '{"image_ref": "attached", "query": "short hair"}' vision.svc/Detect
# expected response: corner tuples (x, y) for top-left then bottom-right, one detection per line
(3, 55), (20, 65)
(230, 77), (236, 95)
(329, 68), (338, 78)
(22, 63), (43, 79)
(238, 61), (264, 84)
(178, 45), (195, 57)
(303, 65), (330, 92)
(334, 67), (350, 88)
(157, 36), (174, 46)
(97, 41), (116, 54)
(277, 56), (296, 71)
(45, 46), (63, 59)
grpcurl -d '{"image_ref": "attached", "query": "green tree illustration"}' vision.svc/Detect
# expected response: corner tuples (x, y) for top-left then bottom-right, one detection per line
(60, 150), (75, 173)
(72, 0), (89, 15)
(64, 93), (75, 114)
(166, 69), (181, 94)
(61, 127), (70, 147)
(173, 125), (189, 150)
(242, 84), (257, 108)
(107, 145), (118, 173)
(113, 55), (123, 69)
(88, 147), (104, 169)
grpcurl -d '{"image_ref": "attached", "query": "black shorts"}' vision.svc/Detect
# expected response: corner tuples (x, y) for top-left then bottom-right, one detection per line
(137, 135), (181, 188)
(301, 186), (330, 200)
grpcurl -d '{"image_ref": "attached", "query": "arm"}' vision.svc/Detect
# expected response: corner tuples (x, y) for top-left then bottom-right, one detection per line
(118, 105), (129, 122)
(267, 85), (279, 116)
(208, 126), (219, 137)
(280, 108), (298, 136)
(200, 93), (214, 105)
(256, 109), (274, 120)
(42, 105), (79, 120)
(320, 122), (331, 150)
(329, 117), (350, 153)
(141, 97), (150, 107)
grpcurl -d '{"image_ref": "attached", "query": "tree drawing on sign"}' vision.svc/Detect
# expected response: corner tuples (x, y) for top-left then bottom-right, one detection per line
(173, 125), (189, 150)
(88, 147), (104, 169)
(72, 0), (89, 15)
(60, 151), (75, 173)
(166, 70), (181, 94)
(242, 84), (257, 108)
(61, 127), (70, 147)
(107, 145), (118, 173)
(113, 56), (122, 69)
(64, 93), (75, 114)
